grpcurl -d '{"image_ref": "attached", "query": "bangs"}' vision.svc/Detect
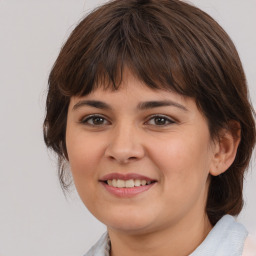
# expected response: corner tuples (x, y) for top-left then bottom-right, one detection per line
(50, 1), (197, 98)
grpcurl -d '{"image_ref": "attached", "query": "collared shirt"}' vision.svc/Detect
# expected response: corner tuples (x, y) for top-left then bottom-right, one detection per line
(84, 215), (249, 256)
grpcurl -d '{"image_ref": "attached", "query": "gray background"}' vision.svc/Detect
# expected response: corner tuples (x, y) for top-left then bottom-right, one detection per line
(0, 0), (255, 255)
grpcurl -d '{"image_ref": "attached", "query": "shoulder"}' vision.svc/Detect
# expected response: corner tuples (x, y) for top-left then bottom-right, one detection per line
(83, 232), (110, 256)
(190, 215), (248, 256)
(242, 234), (256, 256)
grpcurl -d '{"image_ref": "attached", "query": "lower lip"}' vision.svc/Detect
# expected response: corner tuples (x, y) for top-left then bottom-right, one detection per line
(101, 182), (156, 198)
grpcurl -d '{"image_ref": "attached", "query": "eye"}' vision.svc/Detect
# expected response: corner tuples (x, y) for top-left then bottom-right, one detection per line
(145, 115), (175, 126)
(80, 115), (110, 126)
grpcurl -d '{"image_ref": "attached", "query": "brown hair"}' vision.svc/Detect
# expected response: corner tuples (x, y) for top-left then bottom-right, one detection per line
(43, 0), (255, 225)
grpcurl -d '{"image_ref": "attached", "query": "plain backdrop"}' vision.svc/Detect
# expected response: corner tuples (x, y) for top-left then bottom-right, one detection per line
(0, 0), (255, 255)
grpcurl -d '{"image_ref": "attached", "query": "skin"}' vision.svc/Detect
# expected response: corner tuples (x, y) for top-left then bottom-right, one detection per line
(66, 69), (240, 256)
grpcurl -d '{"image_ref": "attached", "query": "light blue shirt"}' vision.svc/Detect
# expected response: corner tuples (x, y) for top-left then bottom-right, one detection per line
(84, 215), (248, 256)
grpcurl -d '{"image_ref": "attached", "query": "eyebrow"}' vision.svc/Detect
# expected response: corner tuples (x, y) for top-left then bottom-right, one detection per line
(73, 100), (112, 111)
(137, 100), (188, 111)
(72, 100), (188, 112)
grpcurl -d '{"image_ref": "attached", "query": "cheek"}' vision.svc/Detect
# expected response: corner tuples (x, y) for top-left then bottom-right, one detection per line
(148, 131), (212, 189)
(149, 133), (212, 217)
(66, 131), (105, 181)
(66, 132), (108, 209)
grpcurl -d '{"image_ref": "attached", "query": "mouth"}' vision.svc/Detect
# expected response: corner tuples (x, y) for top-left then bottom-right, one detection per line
(99, 173), (157, 197)
(102, 179), (156, 188)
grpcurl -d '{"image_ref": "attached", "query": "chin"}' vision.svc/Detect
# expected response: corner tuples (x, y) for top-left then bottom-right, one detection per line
(107, 221), (154, 235)
(96, 208), (159, 234)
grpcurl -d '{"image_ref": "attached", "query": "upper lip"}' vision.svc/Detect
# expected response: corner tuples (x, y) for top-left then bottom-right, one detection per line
(99, 173), (156, 182)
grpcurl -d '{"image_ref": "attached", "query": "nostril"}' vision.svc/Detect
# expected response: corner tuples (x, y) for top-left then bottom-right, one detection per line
(104, 140), (145, 163)
(106, 154), (139, 163)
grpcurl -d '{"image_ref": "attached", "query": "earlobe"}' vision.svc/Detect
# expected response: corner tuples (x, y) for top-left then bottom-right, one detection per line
(210, 121), (241, 176)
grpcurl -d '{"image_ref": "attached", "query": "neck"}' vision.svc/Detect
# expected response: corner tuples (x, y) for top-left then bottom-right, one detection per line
(108, 213), (212, 256)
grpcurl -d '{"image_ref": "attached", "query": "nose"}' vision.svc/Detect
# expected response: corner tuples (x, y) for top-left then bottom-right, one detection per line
(104, 123), (145, 164)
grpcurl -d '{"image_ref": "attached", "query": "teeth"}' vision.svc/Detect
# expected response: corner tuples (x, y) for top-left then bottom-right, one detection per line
(125, 179), (134, 188)
(117, 179), (125, 188)
(112, 179), (117, 187)
(134, 179), (141, 187)
(106, 179), (153, 188)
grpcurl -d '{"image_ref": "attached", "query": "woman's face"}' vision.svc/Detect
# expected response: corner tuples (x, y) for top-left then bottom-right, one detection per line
(66, 70), (216, 235)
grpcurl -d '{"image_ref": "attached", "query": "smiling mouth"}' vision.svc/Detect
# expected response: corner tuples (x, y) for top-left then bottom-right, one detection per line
(103, 179), (156, 188)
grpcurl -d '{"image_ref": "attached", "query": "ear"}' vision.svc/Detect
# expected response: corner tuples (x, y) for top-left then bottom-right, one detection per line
(210, 121), (241, 176)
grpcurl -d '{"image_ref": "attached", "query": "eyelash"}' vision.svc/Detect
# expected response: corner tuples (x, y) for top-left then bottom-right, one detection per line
(80, 114), (110, 126)
(145, 114), (175, 126)
(80, 114), (175, 127)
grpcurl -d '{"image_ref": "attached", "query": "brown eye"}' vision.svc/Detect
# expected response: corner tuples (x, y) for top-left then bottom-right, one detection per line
(146, 115), (175, 126)
(81, 115), (110, 126)
(154, 117), (168, 125)
(91, 117), (105, 125)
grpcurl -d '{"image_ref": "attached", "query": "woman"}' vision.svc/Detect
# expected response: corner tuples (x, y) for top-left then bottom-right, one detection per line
(43, 0), (256, 255)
